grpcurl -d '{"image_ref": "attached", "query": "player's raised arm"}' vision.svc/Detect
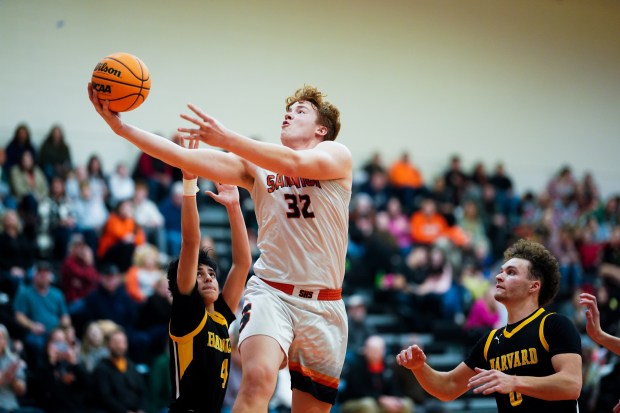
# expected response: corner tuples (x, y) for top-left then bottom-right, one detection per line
(179, 85), (352, 184)
(180, 105), (351, 181)
(87, 83), (253, 190)
(176, 138), (201, 295)
(205, 183), (251, 312)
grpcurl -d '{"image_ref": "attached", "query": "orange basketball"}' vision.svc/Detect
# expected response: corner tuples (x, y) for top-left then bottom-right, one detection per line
(91, 52), (151, 112)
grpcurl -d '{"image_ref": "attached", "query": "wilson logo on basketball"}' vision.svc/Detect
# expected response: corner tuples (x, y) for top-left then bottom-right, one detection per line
(94, 62), (122, 78)
(92, 82), (112, 94)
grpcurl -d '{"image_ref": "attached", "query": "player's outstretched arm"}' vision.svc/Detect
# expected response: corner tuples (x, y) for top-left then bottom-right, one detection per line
(580, 292), (620, 356)
(179, 104), (352, 182)
(87, 83), (253, 190)
(176, 139), (201, 295)
(396, 345), (473, 401)
(206, 183), (251, 312)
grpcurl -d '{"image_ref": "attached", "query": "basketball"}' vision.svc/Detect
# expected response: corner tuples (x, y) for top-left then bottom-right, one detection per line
(91, 52), (151, 112)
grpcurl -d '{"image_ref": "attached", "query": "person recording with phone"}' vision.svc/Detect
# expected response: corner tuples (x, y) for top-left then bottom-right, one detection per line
(30, 327), (92, 413)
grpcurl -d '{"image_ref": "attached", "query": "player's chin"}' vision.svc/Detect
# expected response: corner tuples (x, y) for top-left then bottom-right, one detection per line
(200, 288), (218, 301)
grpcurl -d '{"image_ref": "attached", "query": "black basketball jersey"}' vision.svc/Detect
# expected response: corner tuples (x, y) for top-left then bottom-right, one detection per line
(168, 285), (235, 413)
(464, 308), (582, 413)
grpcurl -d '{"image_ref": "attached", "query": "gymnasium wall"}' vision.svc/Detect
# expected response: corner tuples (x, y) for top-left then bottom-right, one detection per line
(1, 0), (619, 196)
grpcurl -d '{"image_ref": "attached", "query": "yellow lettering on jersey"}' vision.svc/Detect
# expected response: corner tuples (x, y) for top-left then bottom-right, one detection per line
(521, 349), (529, 365)
(207, 331), (232, 353)
(510, 391), (523, 406)
(491, 348), (538, 372)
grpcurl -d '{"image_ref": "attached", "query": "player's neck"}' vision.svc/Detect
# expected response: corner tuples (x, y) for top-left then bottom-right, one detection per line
(203, 299), (215, 313)
(505, 300), (539, 324)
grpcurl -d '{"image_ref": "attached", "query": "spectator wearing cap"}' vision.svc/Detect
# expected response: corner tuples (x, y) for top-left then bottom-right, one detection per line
(81, 264), (137, 334)
(13, 261), (70, 369)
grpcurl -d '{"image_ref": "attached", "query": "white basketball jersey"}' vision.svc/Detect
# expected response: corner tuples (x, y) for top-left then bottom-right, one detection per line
(251, 167), (350, 290)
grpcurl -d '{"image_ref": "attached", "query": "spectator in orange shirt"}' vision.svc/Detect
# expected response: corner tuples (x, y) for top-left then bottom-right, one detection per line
(409, 198), (448, 246)
(97, 199), (145, 272)
(388, 151), (426, 213)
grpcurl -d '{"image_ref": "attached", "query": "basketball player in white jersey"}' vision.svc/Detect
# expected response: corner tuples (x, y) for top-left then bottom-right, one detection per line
(87, 84), (352, 413)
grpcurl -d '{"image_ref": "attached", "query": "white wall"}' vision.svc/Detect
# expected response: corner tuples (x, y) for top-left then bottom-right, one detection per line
(1, 0), (619, 196)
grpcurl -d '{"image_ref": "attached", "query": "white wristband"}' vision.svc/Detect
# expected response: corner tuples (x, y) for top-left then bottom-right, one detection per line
(183, 178), (199, 196)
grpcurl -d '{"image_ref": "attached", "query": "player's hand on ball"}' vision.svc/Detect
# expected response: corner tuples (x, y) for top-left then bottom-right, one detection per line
(396, 345), (427, 371)
(178, 104), (233, 150)
(87, 82), (123, 132)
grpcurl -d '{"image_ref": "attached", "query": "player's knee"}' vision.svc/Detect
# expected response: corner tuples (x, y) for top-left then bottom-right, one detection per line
(241, 363), (278, 396)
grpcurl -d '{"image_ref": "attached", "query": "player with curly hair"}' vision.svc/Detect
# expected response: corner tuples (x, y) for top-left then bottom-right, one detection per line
(396, 238), (582, 413)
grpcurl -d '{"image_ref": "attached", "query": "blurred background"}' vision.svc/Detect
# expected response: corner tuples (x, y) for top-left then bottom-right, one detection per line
(1, 1), (619, 412)
(1, 0), (620, 196)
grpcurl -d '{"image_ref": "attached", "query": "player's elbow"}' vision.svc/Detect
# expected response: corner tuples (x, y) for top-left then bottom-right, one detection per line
(235, 255), (253, 273)
(434, 380), (468, 402)
(569, 388), (582, 401)
(422, 384), (461, 402)
(565, 379), (582, 400)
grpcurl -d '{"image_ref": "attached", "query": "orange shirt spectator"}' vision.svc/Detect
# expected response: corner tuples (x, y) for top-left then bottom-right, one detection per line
(388, 152), (423, 189)
(409, 198), (448, 245)
(97, 200), (145, 272)
(97, 215), (145, 258)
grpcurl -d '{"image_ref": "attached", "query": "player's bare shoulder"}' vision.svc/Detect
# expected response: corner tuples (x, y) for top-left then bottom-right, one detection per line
(316, 140), (353, 187)
(317, 140), (352, 159)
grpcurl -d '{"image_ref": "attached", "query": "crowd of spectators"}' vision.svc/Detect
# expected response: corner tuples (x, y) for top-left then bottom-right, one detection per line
(345, 150), (620, 412)
(1, 123), (619, 412)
